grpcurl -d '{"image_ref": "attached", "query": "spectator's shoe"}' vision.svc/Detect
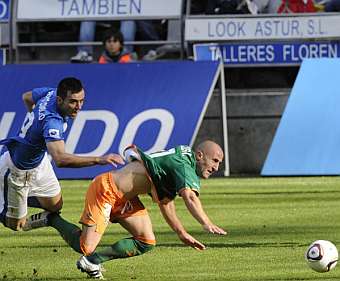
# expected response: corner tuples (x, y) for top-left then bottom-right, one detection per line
(76, 256), (104, 279)
(70, 51), (93, 63)
(245, 0), (258, 14)
(22, 211), (50, 231)
(156, 44), (180, 55)
(142, 50), (158, 61)
(143, 45), (180, 61)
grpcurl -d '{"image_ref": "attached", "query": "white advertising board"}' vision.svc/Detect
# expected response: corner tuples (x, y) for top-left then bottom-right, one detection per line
(18, 0), (182, 20)
(186, 14), (340, 41)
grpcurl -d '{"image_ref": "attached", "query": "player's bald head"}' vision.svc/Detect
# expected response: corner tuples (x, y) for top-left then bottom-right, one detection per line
(196, 140), (223, 158)
(195, 140), (223, 178)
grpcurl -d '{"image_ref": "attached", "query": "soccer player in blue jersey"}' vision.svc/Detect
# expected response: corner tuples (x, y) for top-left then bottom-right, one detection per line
(0, 77), (124, 232)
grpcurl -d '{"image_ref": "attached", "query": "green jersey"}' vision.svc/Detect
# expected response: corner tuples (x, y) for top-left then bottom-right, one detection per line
(137, 145), (201, 203)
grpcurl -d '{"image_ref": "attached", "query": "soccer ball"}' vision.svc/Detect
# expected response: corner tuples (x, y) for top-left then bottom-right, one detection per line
(305, 240), (338, 272)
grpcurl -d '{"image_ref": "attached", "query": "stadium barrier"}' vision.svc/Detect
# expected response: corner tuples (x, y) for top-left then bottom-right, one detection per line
(0, 61), (229, 178)
(12, 0), (184, 62)
(7, 0), (340, 65)
(183, 3), (340, 174)
(12, 0), (183, 63)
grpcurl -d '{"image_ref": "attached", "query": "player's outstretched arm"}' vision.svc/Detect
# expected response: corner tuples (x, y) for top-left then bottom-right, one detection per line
(179, 188), (227, 235)
(47, 140), (124, 168)
(158, 200), (206, 251)
(22, 91), (35, 112)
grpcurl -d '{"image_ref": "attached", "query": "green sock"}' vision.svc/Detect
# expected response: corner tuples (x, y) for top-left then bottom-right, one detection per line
(48, 213), (82, 253)
(87, 238), (154, 264)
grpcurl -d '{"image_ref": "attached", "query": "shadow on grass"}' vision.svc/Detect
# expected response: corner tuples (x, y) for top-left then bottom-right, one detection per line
(204, 190), (340, 196)
(1, 226), (339, 252)
(260, 277), (340, 281)
(0, 272), (83, 281)
(155, 241), (302, 249)
(0, 274), (87, 281)
(0, 274), (81, 281)
(1, 222), (340, 240)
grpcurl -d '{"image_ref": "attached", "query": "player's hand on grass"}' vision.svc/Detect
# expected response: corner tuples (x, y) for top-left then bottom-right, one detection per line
(203, 224), (227, 235)
(178, 231), (206, 251)
(98, 153), (125, 167)
(6, 217), (26, 231)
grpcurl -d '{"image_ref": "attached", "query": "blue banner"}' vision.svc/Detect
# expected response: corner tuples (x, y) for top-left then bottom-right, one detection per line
(0, 62), (219, 179)
(262, 59), (340, 175)
(194, 41), (340, 65)
(0, 0), (9, 21)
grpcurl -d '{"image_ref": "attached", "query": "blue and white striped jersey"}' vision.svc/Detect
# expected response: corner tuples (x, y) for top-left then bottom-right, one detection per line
(0, 87), (68, 169)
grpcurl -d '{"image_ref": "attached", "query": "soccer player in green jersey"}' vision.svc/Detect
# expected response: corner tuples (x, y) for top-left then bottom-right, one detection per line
(28, 140), (226, 279)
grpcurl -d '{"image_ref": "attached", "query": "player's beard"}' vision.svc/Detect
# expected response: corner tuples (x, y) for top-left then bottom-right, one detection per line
(195, 165), (203, 178)
(59, 101), (78, 118)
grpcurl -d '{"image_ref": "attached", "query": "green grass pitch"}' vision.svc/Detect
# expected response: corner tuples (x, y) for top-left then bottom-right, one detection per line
(1, 177), (340, 280)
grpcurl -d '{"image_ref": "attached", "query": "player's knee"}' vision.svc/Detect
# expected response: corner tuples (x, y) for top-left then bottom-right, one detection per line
(135, 238), (156, 254)
(47, 198), (63, 213)
(49, 204), (62, 213)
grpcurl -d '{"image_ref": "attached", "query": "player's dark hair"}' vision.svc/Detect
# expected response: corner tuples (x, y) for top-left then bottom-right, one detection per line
(102, 29), (124, 50)
(57, 77), (83, 99)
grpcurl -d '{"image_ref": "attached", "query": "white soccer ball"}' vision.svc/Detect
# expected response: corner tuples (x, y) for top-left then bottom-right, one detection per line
(305, 240), (338, 273)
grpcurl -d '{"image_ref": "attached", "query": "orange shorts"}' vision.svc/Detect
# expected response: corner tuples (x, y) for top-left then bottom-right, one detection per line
(79, 172), (147, 234)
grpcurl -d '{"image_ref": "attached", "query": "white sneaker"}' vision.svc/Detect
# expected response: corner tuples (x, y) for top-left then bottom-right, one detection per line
(142, 50), (158, 61)
(70, 51), (93, 63)
(22, 211), (50, 231)
(76, 256), (104, 279)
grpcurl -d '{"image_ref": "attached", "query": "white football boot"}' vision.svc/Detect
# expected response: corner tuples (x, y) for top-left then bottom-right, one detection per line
(22, 210), (50, 231)
(76, 256), (104, 279)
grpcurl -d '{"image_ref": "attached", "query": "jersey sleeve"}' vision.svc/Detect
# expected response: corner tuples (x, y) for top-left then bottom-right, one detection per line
(42, 117), (65, 142)
(32, 87), (55, 103)
(173, 164), (201, 196)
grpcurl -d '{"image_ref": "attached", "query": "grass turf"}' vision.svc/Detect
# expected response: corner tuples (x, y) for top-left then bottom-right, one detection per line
(0, 177), (340, 280)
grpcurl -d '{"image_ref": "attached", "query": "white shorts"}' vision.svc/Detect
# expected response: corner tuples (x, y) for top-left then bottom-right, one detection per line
(0, 151), (61, 219)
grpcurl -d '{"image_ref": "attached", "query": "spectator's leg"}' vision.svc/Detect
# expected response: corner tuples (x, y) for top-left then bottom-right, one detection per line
(205, 0), (219, 14)
(71, 21), (95, 62)
(138, 21), (160, 41)
(267, 0), (281, 13)
(325, 0), (340, 11)
(138, 21), (162, 59)
(120, 20), (136, 53)
(78, 21), (96, 54)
